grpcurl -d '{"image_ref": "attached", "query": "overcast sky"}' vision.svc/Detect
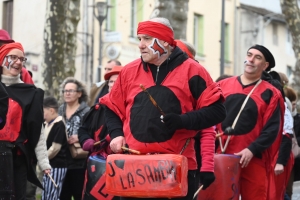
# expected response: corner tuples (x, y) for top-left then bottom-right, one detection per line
(240, 0), (282, 13)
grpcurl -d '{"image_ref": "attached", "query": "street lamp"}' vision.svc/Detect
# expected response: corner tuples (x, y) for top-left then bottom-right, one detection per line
(94, 1), (109, 82)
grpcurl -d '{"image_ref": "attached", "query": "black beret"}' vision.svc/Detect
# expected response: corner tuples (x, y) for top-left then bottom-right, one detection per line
(248, 44), (275, 71)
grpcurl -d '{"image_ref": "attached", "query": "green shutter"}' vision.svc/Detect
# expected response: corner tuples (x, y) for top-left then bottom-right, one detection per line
(194, 14), (204, 56)
(136, 0), (143, 23)
(110, 0), (116, 31)
(198, 15), (204, 55)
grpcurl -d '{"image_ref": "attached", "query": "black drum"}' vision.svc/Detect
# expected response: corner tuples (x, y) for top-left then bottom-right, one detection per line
(83, 155), (119, 200)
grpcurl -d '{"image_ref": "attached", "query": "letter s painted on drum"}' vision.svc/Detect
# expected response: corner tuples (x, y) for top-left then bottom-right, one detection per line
(136, 169), (146, 185)
(107, 162), (116, 177)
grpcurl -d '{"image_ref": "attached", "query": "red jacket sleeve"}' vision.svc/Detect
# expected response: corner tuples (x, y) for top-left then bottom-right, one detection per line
(199, 126), (216, 172)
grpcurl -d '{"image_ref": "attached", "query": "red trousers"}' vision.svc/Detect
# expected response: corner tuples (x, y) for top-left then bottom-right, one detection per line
(273, 152), (294, 199)
(240, 158), (268, 200)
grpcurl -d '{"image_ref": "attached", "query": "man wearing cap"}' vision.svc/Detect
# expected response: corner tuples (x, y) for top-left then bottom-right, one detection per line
(216, 44), (284, 200)
(0, 29), (34, 84)
(100, 17), (226, 200)
(88, 59), (122, 106)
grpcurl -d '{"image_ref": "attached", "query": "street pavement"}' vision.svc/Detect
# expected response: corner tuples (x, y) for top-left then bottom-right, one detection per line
(293, 181), (300, 200)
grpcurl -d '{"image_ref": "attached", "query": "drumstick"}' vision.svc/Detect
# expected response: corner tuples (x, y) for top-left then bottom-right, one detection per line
(93, 138), (107, 146)
(216, 132), (223, 138)
(121, 146), (141, 155)
(140, 84), (165, 116)
(193, 185), (204, 199)
(47, 173), (58, 188)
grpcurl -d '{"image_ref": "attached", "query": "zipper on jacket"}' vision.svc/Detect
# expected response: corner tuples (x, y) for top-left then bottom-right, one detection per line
(155, 66), (160, 84)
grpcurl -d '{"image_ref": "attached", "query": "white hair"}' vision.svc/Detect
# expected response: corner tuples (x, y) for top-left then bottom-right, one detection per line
(149, 17), (174, 32)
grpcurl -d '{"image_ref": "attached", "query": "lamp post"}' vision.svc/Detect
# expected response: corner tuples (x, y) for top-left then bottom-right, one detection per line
(94, 1), (109, 82)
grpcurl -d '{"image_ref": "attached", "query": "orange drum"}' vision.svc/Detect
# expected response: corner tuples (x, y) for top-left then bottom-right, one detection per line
(198, 154), (241, 200)
(83, 155), (119, 200)
(105, 154), (188, 198)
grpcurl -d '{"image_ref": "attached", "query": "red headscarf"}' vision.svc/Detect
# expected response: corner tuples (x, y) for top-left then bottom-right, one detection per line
(175, 40), (194, 59)
(137, 21), (176, 47)
(0, 42), (24, 63)
(0, 42), (34, 84)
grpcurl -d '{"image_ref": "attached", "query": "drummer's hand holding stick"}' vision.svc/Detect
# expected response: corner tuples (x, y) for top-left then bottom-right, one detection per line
(46, 172), (58, 188)
(193, 172), (215, 199)
(110, 136), (126, 153)
(234, 148), (253, 168)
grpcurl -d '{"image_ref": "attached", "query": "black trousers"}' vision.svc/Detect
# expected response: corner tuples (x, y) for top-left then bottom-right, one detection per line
(120, 170), (197, 200)
(60, 168), (86, 200)
(14, 154), (28, 200)
(0, 141), (27, 200)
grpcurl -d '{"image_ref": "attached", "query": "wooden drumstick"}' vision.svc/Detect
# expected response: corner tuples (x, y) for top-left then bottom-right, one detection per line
(94, 141), (100, 146)
(121, 146), (141, 155)
(47, 173), (58, 188)
(140, 84), (165, 116)
(216, 132), (223, 138)
(94, 137), (108, 146)
(193, 185), (204, 199)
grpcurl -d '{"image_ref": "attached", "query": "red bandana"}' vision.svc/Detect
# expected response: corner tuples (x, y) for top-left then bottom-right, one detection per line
(0, 42), (24, 63)
(137, 21), (176, 47)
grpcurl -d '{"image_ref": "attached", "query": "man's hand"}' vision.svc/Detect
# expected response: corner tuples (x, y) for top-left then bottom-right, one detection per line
(110, 136), (126, 153)
(199, 172), (215, 190)
(234, 148), (253, 168)
(274, 163), (284, 175)
(162, 113), (183, 132)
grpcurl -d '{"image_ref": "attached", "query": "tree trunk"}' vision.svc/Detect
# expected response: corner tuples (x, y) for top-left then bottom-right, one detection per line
(150, 0), (189, 40)
(280, 0), (300, 91)
(43, 0), (80, 99)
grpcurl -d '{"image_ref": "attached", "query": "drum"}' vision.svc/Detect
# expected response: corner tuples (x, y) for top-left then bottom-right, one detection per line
(198, 154), (241, 200)
(105, 154), (188, 198)
(83, 155), (119, 200)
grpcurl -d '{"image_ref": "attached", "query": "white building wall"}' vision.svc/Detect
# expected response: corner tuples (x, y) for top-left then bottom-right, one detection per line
(238, 0), (296, 80)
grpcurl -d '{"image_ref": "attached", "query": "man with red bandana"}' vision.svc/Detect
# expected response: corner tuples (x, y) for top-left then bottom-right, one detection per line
(100, 17), (226, 200)
(216, 44), (284, 200)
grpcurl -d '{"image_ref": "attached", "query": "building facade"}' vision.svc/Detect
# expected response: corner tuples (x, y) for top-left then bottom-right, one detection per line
(0, 0), (296, 90)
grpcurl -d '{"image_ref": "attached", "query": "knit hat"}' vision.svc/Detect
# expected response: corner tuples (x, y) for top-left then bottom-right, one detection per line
(248, 44), (275, 71)
(0, 29), (14, 43)
(0, 42), (24, 63)
(104, 66), (123, 80)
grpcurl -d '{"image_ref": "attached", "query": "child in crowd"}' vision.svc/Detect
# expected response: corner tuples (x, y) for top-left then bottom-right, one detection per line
(42, 96), (68, 200)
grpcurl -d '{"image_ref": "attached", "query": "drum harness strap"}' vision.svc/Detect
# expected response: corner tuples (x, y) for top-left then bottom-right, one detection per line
(219, 79), (262, 153)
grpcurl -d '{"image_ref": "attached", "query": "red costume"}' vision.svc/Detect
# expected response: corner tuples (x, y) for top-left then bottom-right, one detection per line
(101, 56), (223, 171)
(216, 76), (284, 200)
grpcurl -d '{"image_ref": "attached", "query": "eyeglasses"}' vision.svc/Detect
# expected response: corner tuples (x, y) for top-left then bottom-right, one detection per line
(6, 55), (27, 64)
(62, 89), (78, 94)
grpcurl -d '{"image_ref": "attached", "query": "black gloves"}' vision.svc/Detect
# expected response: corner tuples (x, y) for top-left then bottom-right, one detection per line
(163, 113), (184, 132)
(199, 172), (215, 190)
(223, 126), (235, 135)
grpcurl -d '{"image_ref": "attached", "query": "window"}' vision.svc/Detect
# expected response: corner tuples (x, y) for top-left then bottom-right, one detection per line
(193, 14), (204, 57)
(130, 0), (143, 37)
(106, 0), (117, 31)
(224, 23), (230, 63)
(273, 23), (278, 45)
(2, 0), (13, 34)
